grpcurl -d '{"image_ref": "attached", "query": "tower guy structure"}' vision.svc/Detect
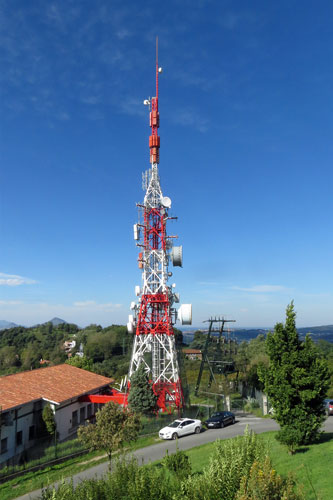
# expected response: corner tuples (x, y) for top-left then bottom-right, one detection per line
(127, 42), (192, 412)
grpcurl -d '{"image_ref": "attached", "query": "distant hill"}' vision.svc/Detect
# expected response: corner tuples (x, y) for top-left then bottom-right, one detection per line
(0, 320), (19, 330)
(182, 325), (333, 344)
(49, 317), (67, 326)
(297, 325), (333, 342)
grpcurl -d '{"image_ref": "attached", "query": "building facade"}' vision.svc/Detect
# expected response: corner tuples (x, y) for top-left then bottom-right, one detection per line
(0, 364), (112, 466)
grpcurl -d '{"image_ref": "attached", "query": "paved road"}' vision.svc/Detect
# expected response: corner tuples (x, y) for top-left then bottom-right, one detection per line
(17, 416), (333, 499)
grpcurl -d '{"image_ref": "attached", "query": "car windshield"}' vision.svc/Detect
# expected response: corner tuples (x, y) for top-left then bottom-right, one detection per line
(168, 420), (182, 428)
(211, 412), (224, 418)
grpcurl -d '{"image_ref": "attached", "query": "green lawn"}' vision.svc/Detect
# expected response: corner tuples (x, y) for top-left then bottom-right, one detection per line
(263, 432), (333, 500)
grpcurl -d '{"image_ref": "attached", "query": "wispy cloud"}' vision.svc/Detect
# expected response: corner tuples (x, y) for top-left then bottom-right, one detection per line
(172, 68), (227, 93)
(197, 281), (220, 286)
(0, 272), (37, 286)
(231, 285), (288, 293)
(118, 97), (146, 117)
(172, 108), (209, 132)
(73, 300), (122, 310)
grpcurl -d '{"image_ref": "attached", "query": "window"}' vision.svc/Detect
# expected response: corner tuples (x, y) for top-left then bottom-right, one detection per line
(80, 407), (85, 423)
(87, 404), (92, 418)
(72, 410), (78, 427)
(29, 425), (35, 440)
(1, 438), (7, 454)
(16, 430), (23, 446)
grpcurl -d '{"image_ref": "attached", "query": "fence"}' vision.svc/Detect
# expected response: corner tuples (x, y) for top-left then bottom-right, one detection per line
(0, 436), (88, 480)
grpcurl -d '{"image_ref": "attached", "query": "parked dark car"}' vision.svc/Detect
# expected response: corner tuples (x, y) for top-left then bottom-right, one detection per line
(324, 399), (333, 416)
(204, 411), (236, 429)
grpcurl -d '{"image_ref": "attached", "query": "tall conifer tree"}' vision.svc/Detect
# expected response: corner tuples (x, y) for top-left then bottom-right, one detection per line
(259, 302), (329, 450)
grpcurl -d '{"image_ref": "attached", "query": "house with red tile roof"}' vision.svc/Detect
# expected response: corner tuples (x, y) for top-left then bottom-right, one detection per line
(0, 364), (112, 466)
(182, 348), (202, 360)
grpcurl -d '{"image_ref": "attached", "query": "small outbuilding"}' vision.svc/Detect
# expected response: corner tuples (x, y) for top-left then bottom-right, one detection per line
(182, 348), (202, 360)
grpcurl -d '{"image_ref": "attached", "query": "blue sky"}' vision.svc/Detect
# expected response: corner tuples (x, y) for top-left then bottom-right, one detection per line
(1, 0), (333, 328)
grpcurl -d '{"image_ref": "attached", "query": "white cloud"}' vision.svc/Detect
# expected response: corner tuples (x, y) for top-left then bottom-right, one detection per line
(172, 108), (209, 132)
(116, 29), (131, 40)
(0, 272), (37, 286)
(231, 285), (288, 293)
(73, 300), (122, 310)
(73, 300), (96, 307)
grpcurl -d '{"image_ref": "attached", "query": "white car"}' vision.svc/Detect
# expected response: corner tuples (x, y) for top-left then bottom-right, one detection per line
(159, 418), (202, 440)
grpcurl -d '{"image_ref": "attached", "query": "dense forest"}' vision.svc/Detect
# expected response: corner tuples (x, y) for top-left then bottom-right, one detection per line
(0, 322), (132, 378)
(0, 322), (183, 381)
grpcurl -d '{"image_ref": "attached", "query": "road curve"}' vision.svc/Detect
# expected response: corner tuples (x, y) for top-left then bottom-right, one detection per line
(16, 415), (333, 500)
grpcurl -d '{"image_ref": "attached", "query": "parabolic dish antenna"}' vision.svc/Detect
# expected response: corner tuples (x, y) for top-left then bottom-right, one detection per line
(161, 196), (172, 209)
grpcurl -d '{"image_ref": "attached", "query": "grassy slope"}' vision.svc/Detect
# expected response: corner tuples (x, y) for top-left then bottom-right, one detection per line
(2, 432), (332, 500)
(182, 431), (333, 500)
(263, 432), (333, 500)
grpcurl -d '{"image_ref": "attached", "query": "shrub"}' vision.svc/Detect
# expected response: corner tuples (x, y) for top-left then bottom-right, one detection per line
(42, 457), (177, 500)
(276, 425), (303, 454)
(236, 456), (304, 500)
(177, 427), (266, 500)
(162, 448), (191, 479)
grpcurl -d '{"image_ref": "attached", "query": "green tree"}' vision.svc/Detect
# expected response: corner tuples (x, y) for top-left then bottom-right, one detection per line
(235, 335), (268, 390)
(21, 343), (42, 370)
(0, 346), (18, 370)
(78, 402), (140, 470)
(42, 403), (57, 455)
(173, 327), (183, 346)
(259, 302), (329, 451)
(127, 364), (157, 414)
(42, 404), (56, 435)
(189, 331), (207, 350)
(66, 355), (93, 371)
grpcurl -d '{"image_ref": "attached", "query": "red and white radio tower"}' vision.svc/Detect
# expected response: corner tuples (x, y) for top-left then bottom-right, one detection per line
(127, 40), (192, 412)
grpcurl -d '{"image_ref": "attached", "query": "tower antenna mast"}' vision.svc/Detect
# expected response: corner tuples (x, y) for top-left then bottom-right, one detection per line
(127, 40), (192, 412)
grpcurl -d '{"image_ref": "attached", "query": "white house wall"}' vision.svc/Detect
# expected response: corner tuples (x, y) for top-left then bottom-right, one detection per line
(0, 402), (37, 465)
(54, 394), (103, 442)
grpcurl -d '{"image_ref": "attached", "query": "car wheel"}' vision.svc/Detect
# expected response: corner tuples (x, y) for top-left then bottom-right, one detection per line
(194, 426), (200, 434)
(220, 421), (224, 428)
(172, 433), (178, 440)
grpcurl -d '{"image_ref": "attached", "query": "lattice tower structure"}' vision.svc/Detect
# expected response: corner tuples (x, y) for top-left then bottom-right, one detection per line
(127, 42), (191, 412)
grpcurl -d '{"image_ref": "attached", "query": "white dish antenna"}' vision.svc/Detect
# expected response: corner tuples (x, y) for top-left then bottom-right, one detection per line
(127, 322), (134, 334)
(178, 304), (192, 325)
(171, 246), (183, 267)
(133, 224), (139, 240)
(161, 196), (172, 209)
(135, 285), (141, 296)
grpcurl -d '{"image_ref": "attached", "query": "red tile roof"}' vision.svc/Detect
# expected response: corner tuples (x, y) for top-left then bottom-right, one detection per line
(0, 364), (112, 411)
(183, 349), (202, 354)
